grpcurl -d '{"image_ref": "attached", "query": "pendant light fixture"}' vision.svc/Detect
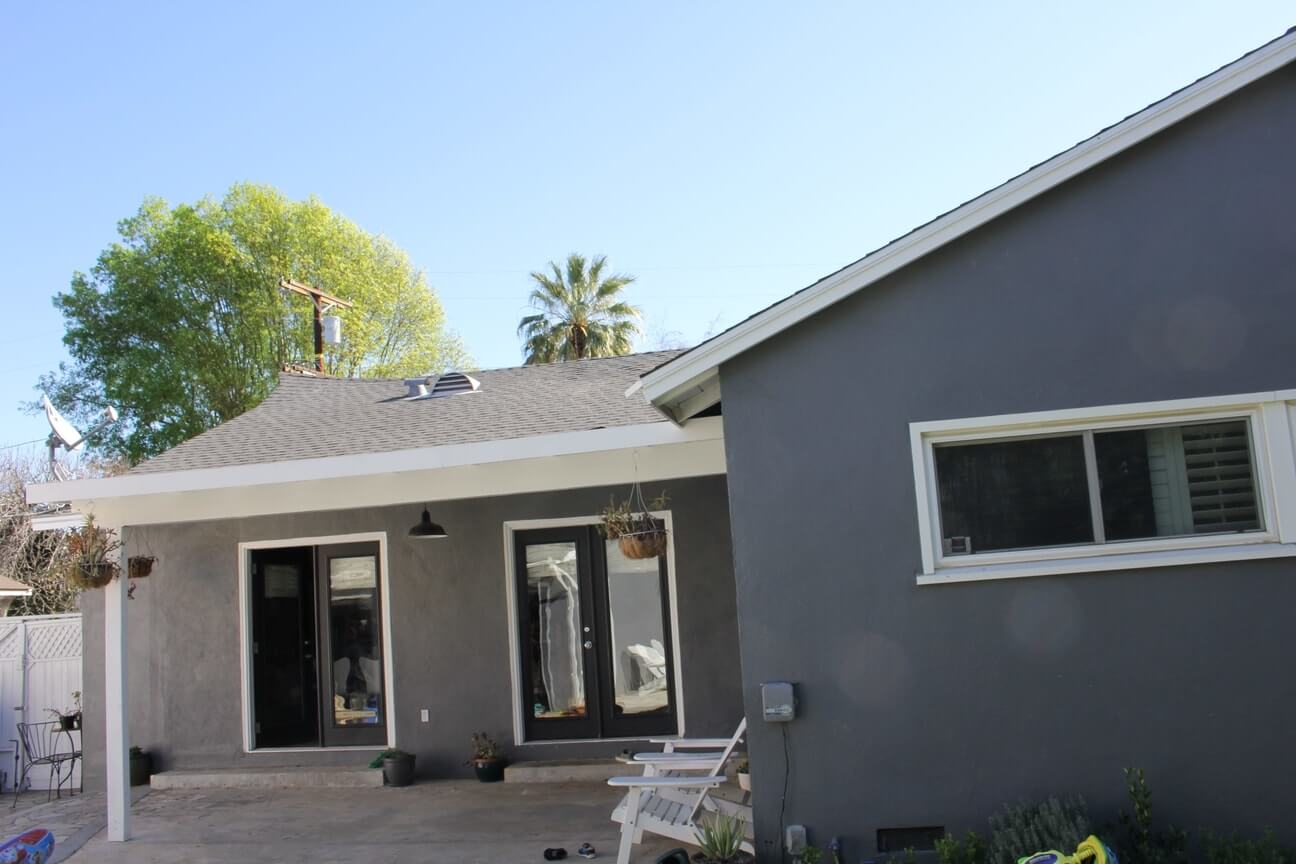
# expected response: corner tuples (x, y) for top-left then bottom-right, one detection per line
(408, 505), (448, 540)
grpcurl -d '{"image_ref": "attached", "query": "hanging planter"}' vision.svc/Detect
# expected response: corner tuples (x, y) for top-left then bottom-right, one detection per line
(601, 483), (669, 560)
(128, 556), (156, 579)
(65, 517), (121, 589)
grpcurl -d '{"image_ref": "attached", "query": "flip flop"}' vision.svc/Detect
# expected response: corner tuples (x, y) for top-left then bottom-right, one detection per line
(544, 849), (568, 861)
(578, 843), (597, 859)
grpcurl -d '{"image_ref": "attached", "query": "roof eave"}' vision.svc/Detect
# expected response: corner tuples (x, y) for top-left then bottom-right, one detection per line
(642, 29), (1296, 410)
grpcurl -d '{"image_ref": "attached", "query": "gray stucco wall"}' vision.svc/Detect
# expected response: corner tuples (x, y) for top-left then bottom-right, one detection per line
(79, 474), (740, 789)
(719, 65), (1296, 856)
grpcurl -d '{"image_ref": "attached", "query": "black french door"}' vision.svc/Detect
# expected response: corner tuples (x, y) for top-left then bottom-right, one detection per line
(249, 542), (386, 749)
(515, 525), (677, 742)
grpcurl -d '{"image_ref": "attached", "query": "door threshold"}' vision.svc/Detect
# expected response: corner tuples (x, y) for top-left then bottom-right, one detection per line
(246, 745), (389, 754)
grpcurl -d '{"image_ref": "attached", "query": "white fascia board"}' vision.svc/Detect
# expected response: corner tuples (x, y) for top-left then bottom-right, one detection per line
(641, 31), (1296, 412)
(29, 511), (85, 532)
(26, 418), (723, 506)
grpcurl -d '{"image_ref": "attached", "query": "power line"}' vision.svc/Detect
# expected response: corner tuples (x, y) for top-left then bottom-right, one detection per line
(0, 439), (45, 451)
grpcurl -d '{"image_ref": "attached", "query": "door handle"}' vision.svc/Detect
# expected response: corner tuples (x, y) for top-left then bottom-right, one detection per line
(583, 641), (593, 650)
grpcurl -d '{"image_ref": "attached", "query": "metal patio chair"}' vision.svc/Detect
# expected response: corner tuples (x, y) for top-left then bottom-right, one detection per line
(12, 721), (80, 808)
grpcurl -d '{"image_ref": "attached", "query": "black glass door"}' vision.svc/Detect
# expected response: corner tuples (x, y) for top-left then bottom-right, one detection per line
(317, 542), (387, 747)
(250, 547), (319, 748)
(515, 526), (677, 741)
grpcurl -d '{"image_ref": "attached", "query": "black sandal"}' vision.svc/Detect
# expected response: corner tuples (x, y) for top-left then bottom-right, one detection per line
(544, 849), (568, 861)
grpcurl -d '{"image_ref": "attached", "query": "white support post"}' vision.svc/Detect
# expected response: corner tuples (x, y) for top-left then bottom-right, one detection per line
(105, 526), (131, 842)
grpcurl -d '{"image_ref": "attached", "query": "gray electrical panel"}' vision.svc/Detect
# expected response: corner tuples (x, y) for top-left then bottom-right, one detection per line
(761, 681), (796, 722)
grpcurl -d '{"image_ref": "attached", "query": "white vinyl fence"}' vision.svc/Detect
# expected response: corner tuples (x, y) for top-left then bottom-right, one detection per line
(0, 614), (83, 791)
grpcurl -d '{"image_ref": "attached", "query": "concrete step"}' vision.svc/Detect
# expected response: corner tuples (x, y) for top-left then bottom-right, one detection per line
(151, 766), (383, 790)
(504, 759), (627, 783)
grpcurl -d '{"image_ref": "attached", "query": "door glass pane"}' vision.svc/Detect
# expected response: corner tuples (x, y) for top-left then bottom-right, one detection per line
(326, 556), (383, 728)
(605, 540), (670, 716)
(935, 434), (1094, 553)
(1095, 420), (1260, 541)
(524, 542), (586, 719)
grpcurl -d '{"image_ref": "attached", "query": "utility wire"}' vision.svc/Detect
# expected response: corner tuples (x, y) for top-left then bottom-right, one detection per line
(0, 439), (45, 451)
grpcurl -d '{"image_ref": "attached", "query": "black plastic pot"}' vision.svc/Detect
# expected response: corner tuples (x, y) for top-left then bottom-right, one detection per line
(383, 753), (416, 787)
(58, 713), (81, 732)
(473, 758), (505, 782)
(129, 751), (152, 786)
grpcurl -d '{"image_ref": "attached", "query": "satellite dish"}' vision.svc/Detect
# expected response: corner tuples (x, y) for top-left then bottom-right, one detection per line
(41, 394), (120, 481)
(42, 394), (85, 452)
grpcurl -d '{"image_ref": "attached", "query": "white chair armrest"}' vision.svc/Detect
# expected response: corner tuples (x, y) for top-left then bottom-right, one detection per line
(608, 775), (727, 788)
(631, 751), (726, 762)
(648, 738), (740, 748)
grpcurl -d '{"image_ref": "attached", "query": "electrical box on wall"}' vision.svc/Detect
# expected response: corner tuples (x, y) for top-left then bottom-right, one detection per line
(761, 681), (796, 722)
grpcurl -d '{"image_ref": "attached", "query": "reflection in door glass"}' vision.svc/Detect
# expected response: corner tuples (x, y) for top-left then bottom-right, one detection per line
(525, 542), (586, 719)
(605, 541), (670, 716)
(327, 556), (382, 727)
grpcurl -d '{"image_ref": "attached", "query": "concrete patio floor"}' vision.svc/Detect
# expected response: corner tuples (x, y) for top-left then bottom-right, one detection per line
(63, 781), (684, 864)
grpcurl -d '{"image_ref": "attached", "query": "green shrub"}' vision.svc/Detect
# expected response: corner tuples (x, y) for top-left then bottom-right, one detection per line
(1203, 831), (1294, 864)
(698, 812), (745, 863)
(987, 797), (1090, 864)
(937, 831), (988, 864)
(1118, 769), (1187, 864)
(797, 847), (823, 864)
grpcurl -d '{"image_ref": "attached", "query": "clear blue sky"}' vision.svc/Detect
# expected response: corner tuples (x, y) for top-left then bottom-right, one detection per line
(1, 2), (1291, 454)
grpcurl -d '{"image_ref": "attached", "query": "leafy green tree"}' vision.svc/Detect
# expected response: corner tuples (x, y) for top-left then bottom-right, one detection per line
(37, 183), (469, 463)
(518, 254), (641, 364)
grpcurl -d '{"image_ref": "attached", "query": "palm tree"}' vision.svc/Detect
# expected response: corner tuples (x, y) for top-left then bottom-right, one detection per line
(517, 254), (642, 363)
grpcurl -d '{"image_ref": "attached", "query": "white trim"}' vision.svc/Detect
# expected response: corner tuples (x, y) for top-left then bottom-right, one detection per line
(502, 512), (685, 746)
(910, 390), (1296, 584)
(237, 532), (394, 753)
(916, 541), (1296, 585)
(641, 31), (1296, 417)
(26, 419), (723, 505)
(28, 510), (83, 532)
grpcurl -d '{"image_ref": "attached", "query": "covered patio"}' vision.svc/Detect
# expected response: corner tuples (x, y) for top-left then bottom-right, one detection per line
(65, 781), (683, 863)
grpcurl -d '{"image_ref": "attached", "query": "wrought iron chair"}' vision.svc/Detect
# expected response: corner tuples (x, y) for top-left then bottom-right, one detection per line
(12, 721), (80, 808)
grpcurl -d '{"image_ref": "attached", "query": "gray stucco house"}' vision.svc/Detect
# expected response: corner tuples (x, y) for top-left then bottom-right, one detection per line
(635, 25), (1296, 856)
(26, 25), (1296, 855)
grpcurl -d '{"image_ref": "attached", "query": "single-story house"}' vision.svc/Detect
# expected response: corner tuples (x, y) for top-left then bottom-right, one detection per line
(28, 352), (742, 840)
(26, 25), (1296, 854)
(635, 26), (1296, 853)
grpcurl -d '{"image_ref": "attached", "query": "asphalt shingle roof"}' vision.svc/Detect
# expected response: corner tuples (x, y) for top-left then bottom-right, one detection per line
(132, 351), (682, 475)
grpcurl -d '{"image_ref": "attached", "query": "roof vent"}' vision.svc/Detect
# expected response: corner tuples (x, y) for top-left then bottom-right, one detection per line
(404, 377), (431, 398)
(428, 372), (481, 397)
(404, 372), (481, 400)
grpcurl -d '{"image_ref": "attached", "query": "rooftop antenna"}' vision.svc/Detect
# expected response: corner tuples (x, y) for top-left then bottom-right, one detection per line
(279, 279), (354, 373)
(41, 394), (118, 482)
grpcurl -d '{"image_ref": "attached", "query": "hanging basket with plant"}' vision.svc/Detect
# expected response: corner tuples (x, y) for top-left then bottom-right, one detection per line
(128, 556), (156, 579)
(601, 484), (669, 560)
(66, 517), (121, 589)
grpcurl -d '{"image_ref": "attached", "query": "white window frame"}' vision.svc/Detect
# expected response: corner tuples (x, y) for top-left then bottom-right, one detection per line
(237, 531), (396, 753)
(502, 512), (686, 746)
(911, 391), (1296, 585)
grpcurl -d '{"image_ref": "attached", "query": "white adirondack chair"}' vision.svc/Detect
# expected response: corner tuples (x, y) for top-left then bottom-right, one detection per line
(608, 719), (753, 864)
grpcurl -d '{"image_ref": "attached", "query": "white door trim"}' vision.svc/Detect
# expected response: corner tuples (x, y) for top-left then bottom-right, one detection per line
(237, 531), (395, 753)
(502, 512), (685, 746)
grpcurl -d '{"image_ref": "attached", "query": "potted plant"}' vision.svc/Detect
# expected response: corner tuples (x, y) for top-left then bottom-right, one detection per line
(369, 748), (416, 787)
(66, 517), (120, 589)
(129, 746), (152, 786)
(696, 811), (754, 864)
(468, 732), (505, 782)
(48, 692), (82, 731)
(736, 757), (751, 792)
(600, 485), (669, 560)
(128, 555), (156, 578)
